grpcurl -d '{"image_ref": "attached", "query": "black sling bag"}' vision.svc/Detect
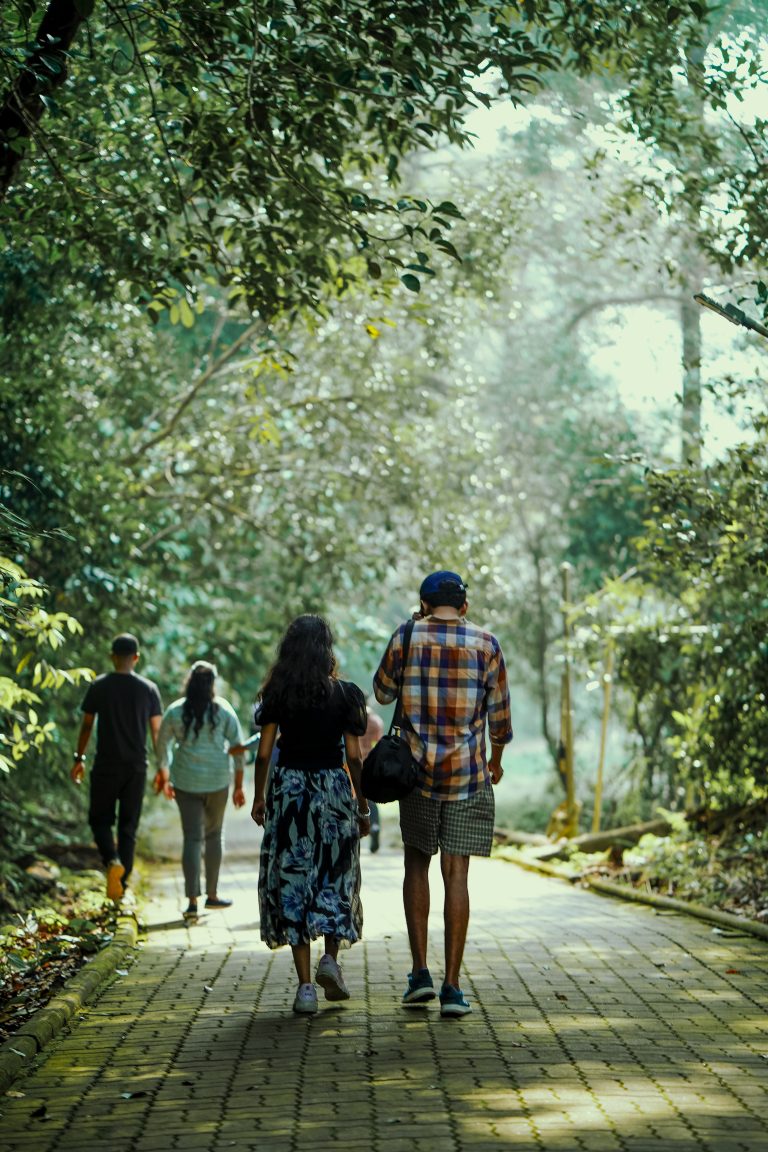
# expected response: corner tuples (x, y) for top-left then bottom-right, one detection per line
(361, 620), (419, 803)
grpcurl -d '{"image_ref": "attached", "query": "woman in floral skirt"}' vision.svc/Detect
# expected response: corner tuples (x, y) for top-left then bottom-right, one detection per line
(250, 614), (370, 1014)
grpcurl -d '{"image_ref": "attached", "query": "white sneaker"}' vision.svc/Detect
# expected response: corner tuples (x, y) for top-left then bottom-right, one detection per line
(315, 953), (350, 1001)
(293, 983), (318, 1014)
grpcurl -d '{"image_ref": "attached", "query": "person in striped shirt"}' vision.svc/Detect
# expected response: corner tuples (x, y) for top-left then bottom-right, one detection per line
(373, 570), (513, 1018)
(155, 661), (246, 920)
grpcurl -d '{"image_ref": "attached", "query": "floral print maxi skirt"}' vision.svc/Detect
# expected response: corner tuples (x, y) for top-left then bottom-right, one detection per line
(258, 766), (363, 949)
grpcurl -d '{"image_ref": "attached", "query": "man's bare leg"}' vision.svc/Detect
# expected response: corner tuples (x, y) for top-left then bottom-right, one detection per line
(403, 844), (431, 972)
(441, 851), (470, 988)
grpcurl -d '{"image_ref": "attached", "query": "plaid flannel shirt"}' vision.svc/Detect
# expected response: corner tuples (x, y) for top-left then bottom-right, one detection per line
(373, 617), (513, 801)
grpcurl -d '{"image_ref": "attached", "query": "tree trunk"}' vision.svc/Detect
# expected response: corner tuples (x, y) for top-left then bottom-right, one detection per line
(531, 542), (558, 763)
(515, 501), (558, 765)
(0, 0), (86, 200)
(680, 286), (702, 465)
(679, 33), (707, 467)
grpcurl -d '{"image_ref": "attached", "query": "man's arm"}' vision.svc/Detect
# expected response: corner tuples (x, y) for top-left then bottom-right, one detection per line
(486, 641), (513, 784)
(372, 631), (400, 705)
(71, 713), (94, 783)
(151, 713), (173, 797)
(149, 713), (162, 751)
(488, 741), (506, 784)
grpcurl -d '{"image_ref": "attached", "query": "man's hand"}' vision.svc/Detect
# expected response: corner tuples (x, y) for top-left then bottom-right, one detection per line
(70, 760), (85, 785)
(232, 785), (246, 809)
(489, 764), (504, 784)
(251, 797), (266, 825)
(153, 769), (174, 799)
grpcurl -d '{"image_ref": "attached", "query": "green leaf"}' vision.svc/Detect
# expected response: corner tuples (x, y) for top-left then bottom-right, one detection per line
(433, 201), (463, 219)
(178, 299), (195, 329)
(400, 274), (421, 293)
(435, 239), (461, 262)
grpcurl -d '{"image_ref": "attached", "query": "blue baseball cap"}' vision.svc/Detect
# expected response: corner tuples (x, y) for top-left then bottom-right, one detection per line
(419, 570), (467, 601)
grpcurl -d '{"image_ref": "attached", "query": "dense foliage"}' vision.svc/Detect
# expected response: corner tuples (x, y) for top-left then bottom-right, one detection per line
(1, 0), (562, 314)
(627, 419), (768, 807)
(0, 554), (92, 773)
(1, 0), (767, 878)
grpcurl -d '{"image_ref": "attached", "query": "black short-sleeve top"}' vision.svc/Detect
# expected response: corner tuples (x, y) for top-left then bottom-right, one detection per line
(259, 679), (367, 771)
(80, 671), (163, 770)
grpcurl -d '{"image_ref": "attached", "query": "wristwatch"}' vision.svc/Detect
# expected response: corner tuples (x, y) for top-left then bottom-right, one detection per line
(73, 753), (85, 762)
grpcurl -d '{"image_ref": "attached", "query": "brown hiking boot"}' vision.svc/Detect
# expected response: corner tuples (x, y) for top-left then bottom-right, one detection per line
(106, 859), (126, 901)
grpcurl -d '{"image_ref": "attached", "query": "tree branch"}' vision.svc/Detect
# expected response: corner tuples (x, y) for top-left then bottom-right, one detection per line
(0, 0), (87, 199)
(120, 321), (264, 465)
(564, 292), (683, 333)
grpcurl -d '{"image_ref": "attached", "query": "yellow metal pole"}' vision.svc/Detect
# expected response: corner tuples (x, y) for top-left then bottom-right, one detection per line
(592, 638), (614, 834)
(560, 563), (577, 838)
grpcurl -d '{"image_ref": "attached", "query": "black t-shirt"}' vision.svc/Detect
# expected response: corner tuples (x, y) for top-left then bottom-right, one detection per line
(81, 672), (163, 770)
(259, 679), (367, 770)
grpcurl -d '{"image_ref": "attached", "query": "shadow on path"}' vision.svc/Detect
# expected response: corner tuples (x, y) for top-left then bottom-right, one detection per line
(1, 803), (768, 1152)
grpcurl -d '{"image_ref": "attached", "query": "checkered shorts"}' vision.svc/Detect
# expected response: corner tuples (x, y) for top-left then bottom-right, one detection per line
(399, 784), (495, 857)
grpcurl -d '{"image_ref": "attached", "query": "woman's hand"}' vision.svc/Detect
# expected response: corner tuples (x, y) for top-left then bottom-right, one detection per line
(357, 809), (371, 835)
(232, 785), (246, 809)
(251, 797), (266, 826)
(153, 770), (174, 799)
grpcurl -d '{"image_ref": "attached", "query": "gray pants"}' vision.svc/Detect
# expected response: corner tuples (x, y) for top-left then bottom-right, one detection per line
(174, 786), (229, 899)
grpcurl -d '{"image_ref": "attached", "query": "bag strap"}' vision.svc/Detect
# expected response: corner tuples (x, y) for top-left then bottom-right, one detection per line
(390, 618), (415, 735)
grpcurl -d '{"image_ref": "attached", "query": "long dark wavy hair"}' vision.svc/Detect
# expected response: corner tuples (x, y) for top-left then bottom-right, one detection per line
(182, 661), (220, 738)
(260, 615), (337, 714)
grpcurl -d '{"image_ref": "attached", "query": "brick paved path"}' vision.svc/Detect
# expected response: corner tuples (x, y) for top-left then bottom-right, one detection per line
(2, 807), (768, 1152)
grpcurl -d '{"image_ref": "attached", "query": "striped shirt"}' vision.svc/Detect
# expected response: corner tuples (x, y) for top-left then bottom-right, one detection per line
(373, 616), (513, 801)
(157, 697), (245, 794)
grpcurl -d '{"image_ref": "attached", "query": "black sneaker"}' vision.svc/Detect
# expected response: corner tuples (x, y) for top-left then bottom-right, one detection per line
(439, 983), (472, 1018)
(402, 968), (436, 1007)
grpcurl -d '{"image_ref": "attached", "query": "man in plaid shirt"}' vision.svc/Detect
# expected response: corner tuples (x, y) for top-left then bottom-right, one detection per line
(373, 570), (513, 1017)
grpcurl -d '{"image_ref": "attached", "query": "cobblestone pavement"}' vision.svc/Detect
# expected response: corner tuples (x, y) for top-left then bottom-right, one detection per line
(2, 804), (768, 1152)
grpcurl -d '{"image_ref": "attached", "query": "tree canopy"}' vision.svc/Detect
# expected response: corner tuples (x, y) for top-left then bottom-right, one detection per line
(1, 0), (767, 880)
(1, 0), (558, 316)
(5, 0), (762, 321)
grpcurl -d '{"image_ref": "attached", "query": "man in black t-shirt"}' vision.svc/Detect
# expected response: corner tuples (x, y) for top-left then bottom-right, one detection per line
(71, 634), (163, 900)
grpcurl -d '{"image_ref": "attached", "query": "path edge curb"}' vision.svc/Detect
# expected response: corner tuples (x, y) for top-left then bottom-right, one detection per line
(497, 847), (768, 943)
(0, 914), (140, 1094)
